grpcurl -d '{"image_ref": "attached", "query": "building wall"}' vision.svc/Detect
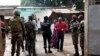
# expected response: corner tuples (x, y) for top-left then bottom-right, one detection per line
(88, 5), (100, 55)
(0, 9), (14, 16)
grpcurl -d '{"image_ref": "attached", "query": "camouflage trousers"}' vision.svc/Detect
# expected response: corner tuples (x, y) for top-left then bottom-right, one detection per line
(26, 33), (36, 56)
(72, 33), (78, 45)
(72, 33), (79, 55)
(80, 33), (84, 56)
(11, 32), (23, 56)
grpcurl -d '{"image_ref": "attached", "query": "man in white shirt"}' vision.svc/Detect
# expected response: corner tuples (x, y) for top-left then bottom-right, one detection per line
(31, 14), (37, 41)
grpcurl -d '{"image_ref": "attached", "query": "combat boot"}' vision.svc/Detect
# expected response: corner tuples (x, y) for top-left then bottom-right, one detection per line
(48, 46), (52, 53)
(11, 53), (14, 56)
(44, 47), (47, 53)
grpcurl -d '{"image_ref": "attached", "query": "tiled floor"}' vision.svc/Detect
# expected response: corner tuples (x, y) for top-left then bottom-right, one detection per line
(4, 33), (82, 56)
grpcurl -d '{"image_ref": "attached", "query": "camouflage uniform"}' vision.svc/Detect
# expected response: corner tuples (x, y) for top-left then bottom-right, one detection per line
(9, 11), (25, 56)
(11, 32), (22, 56)
(25, 20), (36, 56)
(70, 19), (79, 56)
(79, 20), (84, 56)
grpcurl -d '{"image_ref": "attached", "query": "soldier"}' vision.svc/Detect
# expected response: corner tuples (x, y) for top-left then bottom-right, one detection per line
(41, 16), (52, 53)
(25, 16), (36, 56)
(78, 15), (84, 56)
(9, 11), (25, 56)
(20, 17), (25, 52)
(70, 15), (79, 56)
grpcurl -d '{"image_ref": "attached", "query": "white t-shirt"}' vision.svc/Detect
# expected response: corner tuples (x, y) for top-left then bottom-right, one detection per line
(32, 20), (38, 31)
(50, 24), (54, 34)
(37, 20), (41, 29)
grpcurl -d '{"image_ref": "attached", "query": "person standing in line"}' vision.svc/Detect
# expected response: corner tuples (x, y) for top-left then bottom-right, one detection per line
(78, 15), (84, 56)
(25, 16), (37, 56)
(9, 11), (25, 56)
(0, 24), (3, 56)
(0, 15), (6, 56)
(31, 14), (37, 41)
(41, 16), (52, 53)
(50, 19), (58, 48)
(55, 17), (68, 52)
(5, 19), (10, 38)
(37, 18), (41, 34)
(70, 15), (79, 56)
(20, 17), (25, 52)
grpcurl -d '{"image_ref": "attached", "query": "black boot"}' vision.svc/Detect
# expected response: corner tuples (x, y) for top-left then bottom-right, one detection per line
(74, 44), (79, 56)
(82, 50), (84, 56)
(81, 46), (84, 56)
(33, 53), (37, 56)
(16, 53), (20, 56)
(48, 46), (52, 53)
(33, 48), (37, 56)
(22, 49), (24, 52)
(74, 53), (79, 56)
(48, 50), (52, 53)
(44, 47), (47, 53)
(29, 54), (31, 56)
(11, 53), (14, 56)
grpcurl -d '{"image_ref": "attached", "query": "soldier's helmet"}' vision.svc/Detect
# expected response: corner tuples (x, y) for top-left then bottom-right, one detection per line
(78, 15), (84, 20)
(72, 15), (77, 20)
(13, 10), (20, 16)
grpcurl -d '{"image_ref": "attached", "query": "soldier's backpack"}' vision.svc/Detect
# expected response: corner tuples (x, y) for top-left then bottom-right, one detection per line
(9, 18), (23, 32)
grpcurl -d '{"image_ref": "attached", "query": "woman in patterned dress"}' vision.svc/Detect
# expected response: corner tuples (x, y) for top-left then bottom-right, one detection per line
(51, 19), (58, 48)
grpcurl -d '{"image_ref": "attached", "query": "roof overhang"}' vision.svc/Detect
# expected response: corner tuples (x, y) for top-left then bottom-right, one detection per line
(52, 9), (84, 13)
(0, 9), (14, 16)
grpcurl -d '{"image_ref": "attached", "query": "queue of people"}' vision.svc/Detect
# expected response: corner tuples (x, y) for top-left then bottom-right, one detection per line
(0, 10), (84, 56)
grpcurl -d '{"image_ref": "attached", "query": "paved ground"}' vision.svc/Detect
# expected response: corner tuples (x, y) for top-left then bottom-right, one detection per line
(4, 33), (82, 56)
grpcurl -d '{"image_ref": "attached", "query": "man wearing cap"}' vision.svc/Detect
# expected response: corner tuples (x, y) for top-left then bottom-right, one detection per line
(9, 11), (25, 56)
(55, 17), (68, 52)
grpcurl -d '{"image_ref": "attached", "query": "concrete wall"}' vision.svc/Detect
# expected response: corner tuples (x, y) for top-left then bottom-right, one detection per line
(88, 5), (100, 55)
(0, 9), (14, 16)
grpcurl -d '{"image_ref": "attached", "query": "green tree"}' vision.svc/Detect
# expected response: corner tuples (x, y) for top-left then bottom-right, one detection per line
(72, 0), (84, 10)
(21, 0), (84, 9)
(21, 0), (31, 6)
